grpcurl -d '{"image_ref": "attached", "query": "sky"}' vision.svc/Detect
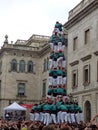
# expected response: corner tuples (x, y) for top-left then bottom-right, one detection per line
(0, 0), (81, 47)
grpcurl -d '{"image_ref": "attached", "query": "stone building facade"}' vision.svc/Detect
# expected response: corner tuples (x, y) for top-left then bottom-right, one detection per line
(64, 0), (98, 122)
(0, 34), (50, 116)
(0, 28), (67, 117)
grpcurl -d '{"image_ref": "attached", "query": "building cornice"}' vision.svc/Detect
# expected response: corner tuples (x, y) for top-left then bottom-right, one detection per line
(69, 60), (79, 66)
(81, 54), (92, 61)
(72, 87), (98, 96)
(0, 47), (40, 58)
(63, 0), (98, 29)
(0, 43), (50, 57)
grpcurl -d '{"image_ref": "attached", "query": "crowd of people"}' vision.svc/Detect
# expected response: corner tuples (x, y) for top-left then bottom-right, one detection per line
(0, 117), (98, 130)
(5, 111), (26, 121)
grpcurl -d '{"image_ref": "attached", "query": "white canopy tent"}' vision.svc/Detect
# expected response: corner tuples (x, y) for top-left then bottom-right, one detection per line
(3, 102), (27, 120)
(4, 102), (27, 111)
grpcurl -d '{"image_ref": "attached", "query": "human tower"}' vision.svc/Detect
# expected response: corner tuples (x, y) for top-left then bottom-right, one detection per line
(31, 22), (83, 126)
(47, 21), (67, 101)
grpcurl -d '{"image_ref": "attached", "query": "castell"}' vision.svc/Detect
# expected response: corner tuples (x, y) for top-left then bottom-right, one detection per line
(31, 21), (83, 125)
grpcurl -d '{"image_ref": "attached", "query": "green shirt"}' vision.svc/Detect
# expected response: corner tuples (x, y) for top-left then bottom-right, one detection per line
(49, 70), (53, 76)
(42, 103), (51, 111)
(50, 52), (54, 59)
(56, 87), (65, 94)
(59, 104), (68, 111)
(58, 52), (64, 58)
(57, 70), (63, 76)
(69, 103), (75, 112)
(48, 87), (53, 95)
(52, 70), (57, 77)
(32, 105), (38, 111)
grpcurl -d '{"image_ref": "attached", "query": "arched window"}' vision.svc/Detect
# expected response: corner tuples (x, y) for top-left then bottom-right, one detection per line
(19, 60), (25, 72)
(27, 61), (33, 73)
(11, 59), (17, 71)
(18, 83), (25, 96)
(84, 100), (91, 122)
